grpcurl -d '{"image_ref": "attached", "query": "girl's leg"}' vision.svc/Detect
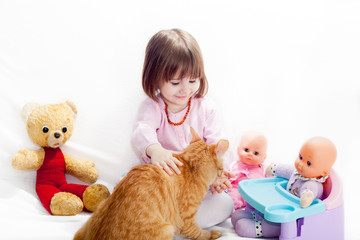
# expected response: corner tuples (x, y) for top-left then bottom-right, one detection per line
(195, 190), (234, 229)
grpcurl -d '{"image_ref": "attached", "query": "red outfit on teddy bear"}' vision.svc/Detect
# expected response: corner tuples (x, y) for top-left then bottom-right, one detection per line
(12, 101), (110, 216)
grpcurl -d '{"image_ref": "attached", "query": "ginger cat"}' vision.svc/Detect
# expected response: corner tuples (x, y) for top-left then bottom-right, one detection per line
(74, 127), (229, 240)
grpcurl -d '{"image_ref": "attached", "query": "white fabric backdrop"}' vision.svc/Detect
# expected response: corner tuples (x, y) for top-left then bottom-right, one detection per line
(0, 1), (359, 239)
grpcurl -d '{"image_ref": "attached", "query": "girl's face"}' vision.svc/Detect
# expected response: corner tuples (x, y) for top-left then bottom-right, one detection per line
(159, 74), (200, 112)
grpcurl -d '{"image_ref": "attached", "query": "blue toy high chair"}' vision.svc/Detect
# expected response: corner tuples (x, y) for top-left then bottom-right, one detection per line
(238, 169), (344, 240)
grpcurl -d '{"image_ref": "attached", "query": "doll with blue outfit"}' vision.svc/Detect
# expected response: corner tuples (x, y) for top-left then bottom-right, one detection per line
(232, 136), (337, 238)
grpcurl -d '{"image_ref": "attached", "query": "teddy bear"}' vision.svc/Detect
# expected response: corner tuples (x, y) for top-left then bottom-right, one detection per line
(12, 100), (110, 216)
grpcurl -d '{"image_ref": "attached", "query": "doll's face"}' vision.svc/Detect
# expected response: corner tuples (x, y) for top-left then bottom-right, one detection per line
(238, 133), (267, 166)
(294, 137), (337, 178)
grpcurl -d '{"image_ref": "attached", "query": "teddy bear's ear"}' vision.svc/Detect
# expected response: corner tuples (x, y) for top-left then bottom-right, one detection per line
(65, 100), (77, 116)
(21, 103), (40, 122)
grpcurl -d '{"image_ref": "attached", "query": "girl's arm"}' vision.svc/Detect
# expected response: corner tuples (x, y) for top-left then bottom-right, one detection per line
(132, 98), (182, 174)
(202, 99), (223, 145)
(146, 144), (182, 175)
(201, 98), (236, 169)
(131, 99), (162, 164)
(209, 170), (236, 194)
(202, 99), (235, 193)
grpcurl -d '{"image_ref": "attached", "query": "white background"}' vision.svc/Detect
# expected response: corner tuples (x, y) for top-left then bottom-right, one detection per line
(0, 1), (359, 239)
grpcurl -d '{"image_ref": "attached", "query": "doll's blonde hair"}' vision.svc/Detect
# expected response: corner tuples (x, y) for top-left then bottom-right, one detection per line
(142, 28), (208, 101)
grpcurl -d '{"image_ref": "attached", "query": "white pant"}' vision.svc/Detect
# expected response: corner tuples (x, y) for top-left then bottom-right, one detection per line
(195, 190), (234, 229)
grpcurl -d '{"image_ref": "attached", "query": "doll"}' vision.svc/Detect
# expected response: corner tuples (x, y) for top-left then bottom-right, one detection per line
(227, 131), (268, 210)
(232, 136), (337, 238)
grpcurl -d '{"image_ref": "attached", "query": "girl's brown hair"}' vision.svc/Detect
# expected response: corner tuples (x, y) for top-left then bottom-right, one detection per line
(142, 29), (208, 101)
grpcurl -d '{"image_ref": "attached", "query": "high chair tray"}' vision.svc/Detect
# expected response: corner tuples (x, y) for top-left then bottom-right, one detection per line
(238, 177), (326, 223)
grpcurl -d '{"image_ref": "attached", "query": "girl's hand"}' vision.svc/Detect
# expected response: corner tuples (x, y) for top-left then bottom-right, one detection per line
(146, 144), (183, 175)
(209, 170), (236, 194)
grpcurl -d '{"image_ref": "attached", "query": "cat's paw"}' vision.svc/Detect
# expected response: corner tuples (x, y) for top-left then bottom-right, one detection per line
(209, 229), (221, 239)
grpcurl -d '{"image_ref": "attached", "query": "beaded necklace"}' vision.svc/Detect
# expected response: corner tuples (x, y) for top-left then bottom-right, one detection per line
(165, 97), (191, 126)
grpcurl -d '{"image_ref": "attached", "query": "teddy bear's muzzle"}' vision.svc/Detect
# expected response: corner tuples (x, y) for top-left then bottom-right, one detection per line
(48, 131), (65, 148)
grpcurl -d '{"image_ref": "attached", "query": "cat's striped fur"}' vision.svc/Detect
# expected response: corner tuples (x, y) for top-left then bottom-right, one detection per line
(74, 128), (228, 240)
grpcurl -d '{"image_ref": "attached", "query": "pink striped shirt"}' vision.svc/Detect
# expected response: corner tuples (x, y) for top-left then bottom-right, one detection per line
(132, 94), (224, 164)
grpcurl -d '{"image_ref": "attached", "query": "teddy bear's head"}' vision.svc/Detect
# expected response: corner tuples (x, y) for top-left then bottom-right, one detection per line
(22, 101), (77, 148)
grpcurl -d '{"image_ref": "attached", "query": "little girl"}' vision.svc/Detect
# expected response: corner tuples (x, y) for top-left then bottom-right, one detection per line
(132, 28), (235, 228)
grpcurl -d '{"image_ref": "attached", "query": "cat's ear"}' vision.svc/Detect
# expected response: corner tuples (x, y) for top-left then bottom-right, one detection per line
(190, 127), (201, 143)
(216, 139), (229, 156)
